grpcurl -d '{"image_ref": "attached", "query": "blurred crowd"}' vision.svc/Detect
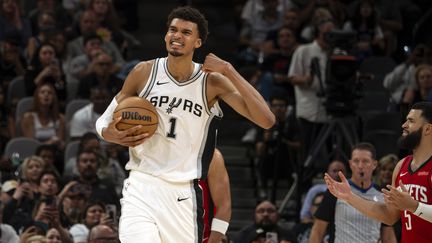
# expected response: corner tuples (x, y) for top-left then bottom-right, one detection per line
(0, 0), (432, 242)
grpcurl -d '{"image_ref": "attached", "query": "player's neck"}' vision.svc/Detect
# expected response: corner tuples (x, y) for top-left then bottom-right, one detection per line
(412, 142), (432, 165)
(166, 55), (195, 82)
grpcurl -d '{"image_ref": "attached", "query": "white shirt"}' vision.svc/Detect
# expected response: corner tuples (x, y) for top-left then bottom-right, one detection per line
(289, 40), (328, 122)
(70, 104), (101, 138)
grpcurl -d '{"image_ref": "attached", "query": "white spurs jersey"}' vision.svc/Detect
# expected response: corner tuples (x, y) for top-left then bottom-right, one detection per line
(126, 57), (223, 182)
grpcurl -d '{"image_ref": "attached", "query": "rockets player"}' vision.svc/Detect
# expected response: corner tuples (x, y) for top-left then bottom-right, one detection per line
(324, 102), (432, 242)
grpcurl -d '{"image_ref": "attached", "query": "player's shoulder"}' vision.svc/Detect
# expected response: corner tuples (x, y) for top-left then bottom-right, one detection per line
(131, 60), (156, 73)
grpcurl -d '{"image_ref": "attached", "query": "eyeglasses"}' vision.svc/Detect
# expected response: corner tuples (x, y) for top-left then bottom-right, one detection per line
(256, 208), (277, 214)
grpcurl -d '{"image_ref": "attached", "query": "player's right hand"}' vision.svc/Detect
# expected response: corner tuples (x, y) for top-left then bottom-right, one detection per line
(324, 171), (353, 201)
(103, 117), (150, 147)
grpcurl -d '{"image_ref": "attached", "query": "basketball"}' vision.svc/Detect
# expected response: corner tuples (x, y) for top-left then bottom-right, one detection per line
(113, 97), (159, 136)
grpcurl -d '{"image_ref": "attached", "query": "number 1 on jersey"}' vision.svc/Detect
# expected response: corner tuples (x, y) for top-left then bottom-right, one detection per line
(167, 117), (177, 138)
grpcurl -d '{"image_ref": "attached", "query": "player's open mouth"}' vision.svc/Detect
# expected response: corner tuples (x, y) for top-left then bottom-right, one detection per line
(170, 41), (183, 47)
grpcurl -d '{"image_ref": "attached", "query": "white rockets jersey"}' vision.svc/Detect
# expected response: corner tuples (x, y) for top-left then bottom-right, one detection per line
(125, 57), (223, 182)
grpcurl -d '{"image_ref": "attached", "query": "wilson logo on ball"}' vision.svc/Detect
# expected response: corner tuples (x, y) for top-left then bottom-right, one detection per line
(121, 111), (153, 122)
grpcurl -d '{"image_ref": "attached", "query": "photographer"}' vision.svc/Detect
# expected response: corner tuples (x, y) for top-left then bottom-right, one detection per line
(288, 18), (335, 162)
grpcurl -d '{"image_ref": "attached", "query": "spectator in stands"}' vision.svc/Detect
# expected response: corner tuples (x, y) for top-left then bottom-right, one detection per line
(3, 156), (46, 232)
(0, 198), (19, 243)
(309, 143), (396, 243)
(77, 51), (123, 99)
(255, 94), (300, 197)
(1, 179), (18, 204)
(21, 82), (66, 149)
(64, 132), (125, 196)
(46, 29), (69, 71)
(69, 87), (110, 139)
(299, 159), (346, 223)
(299, 8), (333, 43)
(24, 43), (67, 108)
(383, 44), (429, 111)
(64, 132), (98, 178)
(86, 0), (126, 54)
(20, 156), (47, 195)
(26, 11), (57, 62)
(27, 0), (72, 37)
(58, 182), (90, 228)
(374, 153), (398, 189)
(403, 64), (432, 106)
(69, 148), (119, 207)
(69, 201), (112, 242)
(297, 0), (346, 30)
(68, 32), (104, 80)
(238, 0), (284, 65)
(35, 144), (63, 176)
(38, 170), (60, 202)
(88, 224), (118, 243)
(45, 227), (62, 243)
(234, 200), (297, 243)
(288, 18), (334, 162)
(0, 30), (26, 87)
(255, 26), (298, 102)
(0, 0), (32, 50)
(348, 0), (402, 56)
(343, 0), (385, 60)
(294, 192), (326, 243)
(32, 199), (73, 243)
(67, 10), (125, 67)
(263, 9), (300, 56)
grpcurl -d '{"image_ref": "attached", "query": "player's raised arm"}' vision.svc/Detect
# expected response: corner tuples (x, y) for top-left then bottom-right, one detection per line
(324, 162), (402, 226)
(203, 53), (275, 129)
(96, 61), (154, 147)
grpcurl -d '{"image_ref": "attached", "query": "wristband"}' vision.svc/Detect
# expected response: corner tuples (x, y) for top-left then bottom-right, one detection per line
(211, 218), (229, 234)
(95, 97), (118, 139)
(413, 202), (432, 223)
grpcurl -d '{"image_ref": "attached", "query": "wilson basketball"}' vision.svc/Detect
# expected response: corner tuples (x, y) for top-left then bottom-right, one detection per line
(113, 97), (159, 136)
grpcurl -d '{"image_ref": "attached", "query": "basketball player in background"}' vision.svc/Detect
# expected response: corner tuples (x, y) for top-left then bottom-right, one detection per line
(324, 102), (432, 242)
(96, 6), (274, 243)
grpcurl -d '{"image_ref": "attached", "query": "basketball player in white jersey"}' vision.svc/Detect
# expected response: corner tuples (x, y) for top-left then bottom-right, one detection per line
(95, 6), (275, 243)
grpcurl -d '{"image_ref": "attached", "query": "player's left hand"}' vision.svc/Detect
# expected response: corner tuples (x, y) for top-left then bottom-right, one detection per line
(202, 53), (231, 75)
(382, 180), (419, 212)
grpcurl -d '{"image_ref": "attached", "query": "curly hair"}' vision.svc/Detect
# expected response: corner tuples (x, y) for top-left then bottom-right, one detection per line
(166, 6), (209, 44)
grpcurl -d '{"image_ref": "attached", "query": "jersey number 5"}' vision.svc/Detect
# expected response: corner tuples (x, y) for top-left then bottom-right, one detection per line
(404, 210), (412, 230)
(167, 117), (177, 138)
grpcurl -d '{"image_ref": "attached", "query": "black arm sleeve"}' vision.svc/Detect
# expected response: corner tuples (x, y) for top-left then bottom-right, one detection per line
(313, 190), (337, 223)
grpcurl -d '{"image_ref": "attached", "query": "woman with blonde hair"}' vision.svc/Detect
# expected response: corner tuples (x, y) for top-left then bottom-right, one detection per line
(375, 153), (398, 189)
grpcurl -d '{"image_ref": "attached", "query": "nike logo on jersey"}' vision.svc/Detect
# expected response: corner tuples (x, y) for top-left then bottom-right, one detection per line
(156, 80), (169, 85)
(400, 172), (408, 177)
(177, 197), (189, 202)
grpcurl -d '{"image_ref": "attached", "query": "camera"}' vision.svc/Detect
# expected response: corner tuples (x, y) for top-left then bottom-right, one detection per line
(322, 30), (363, 117)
